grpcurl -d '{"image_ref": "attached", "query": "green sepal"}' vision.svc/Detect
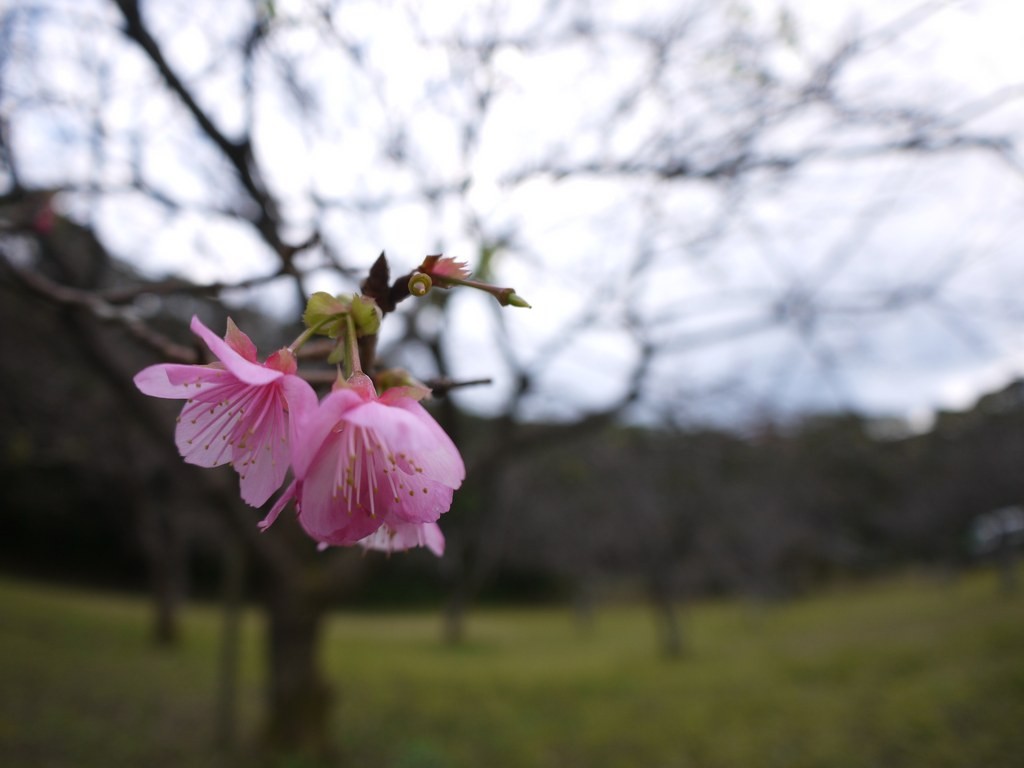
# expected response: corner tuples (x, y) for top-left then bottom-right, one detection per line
(302, 292), (349, 339)
(375, 368), (431, 400)
(350, 295), (382, 336)
(326, 343), (346, 366)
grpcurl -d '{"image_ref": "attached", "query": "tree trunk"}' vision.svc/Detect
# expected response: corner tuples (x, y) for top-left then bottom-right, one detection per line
(996, 541), (1019, 595)
(263, 582), (333, 758)
(572, 574), (597, 635)
(440, 469), (503, 646)
(653, 595), (684, 659)
(648, 570), (684, 659)
(440, 525), (474, 645)
(140, 470), (183, 646)
(215, 530), (245, 753)
(443, 581), (468, 645)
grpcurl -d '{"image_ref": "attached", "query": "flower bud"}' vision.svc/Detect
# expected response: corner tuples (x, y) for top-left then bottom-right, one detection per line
(505, 291), (531, 309)
(375, 368), (431, 401)
(302, 292), (349, 338)
(408, 272), (433, 297)
(419, 255), (470, 281)
(350, 294), (382, 336)
(497, 288), (532, 308)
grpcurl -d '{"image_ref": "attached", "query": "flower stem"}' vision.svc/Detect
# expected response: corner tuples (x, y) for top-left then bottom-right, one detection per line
(434, 276), (530, 307)
(288, 317), (332, 353)
(342, 313), (362, 379)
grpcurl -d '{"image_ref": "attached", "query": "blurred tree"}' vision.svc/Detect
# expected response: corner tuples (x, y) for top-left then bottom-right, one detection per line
(3, 0), (1024, 756)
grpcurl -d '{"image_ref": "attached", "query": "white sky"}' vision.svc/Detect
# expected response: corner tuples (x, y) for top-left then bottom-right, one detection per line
(4, 0), (1024, 427)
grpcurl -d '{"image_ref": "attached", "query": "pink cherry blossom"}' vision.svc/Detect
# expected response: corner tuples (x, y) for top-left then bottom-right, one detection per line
(421, 255), (471, 280)
(134, 316), (317, 507)
(261, 373), (464, 552)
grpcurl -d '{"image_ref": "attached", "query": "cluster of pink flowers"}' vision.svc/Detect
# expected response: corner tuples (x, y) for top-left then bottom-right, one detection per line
(134, 316), (464, 556)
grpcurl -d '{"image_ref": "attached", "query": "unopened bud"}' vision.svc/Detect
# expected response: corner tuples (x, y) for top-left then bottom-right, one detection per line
(376, 368), (432, 401)
(302, 291), (349, 338)
(496, 288), (531, 308)
(350, 294), (382, 336)
(419, 255), (471, 281)
(505, 291), (531, 309)
(408, 272), (433, 297)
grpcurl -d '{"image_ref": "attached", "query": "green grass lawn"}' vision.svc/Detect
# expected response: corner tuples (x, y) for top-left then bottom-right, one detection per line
(1, 568), (1022, 768)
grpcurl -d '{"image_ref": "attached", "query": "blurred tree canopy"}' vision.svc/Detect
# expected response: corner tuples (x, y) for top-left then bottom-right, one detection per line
(3, 0), (1023, 422)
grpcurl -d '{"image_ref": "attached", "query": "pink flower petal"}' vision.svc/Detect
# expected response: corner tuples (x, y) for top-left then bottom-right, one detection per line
(298, 432), (385, 544)
(190, 316), (282, 386)
(279, 373), (465, 550)
(232, 386), (291, 506)
(281, 374), (320, 431)
(175, 392), (243, 468)
(383, 478), (454, 524)
(425, 256), (470, 280)
(224, 318), (259, 362)
(135, 318), (317, 509)
(133, 363), (225, 399)
(259, 479), (296, 531)
(288, 387), (363, 478)
(345, 399), (465, 488)
(359, 522), (445, 556)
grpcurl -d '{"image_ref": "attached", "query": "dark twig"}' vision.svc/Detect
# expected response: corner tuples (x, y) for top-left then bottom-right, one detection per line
(0, 252), (197, 363)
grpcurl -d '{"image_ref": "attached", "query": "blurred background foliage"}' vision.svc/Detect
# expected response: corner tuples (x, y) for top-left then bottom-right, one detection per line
(2, 0), (1024, 764)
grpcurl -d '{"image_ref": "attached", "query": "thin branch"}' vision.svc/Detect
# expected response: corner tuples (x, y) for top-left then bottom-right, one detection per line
(112, 0), (293, 264)
(0, 251), (197, 362)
